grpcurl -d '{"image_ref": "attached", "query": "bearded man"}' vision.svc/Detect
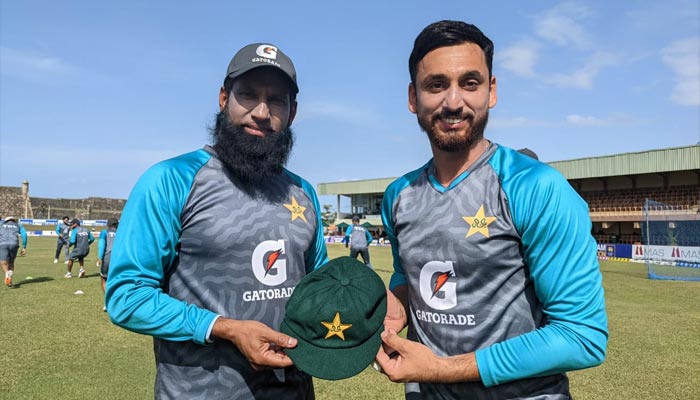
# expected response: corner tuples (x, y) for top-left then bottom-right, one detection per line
(375, 21), (608, 399)
(106, 43), (328, 400)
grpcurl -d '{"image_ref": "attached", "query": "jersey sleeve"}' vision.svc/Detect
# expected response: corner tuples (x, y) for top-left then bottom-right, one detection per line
(88, 231), (95, 244)
(105, 150), (218, 345)
(365, 228), (373, 245)
(382, 165), (426, 290)
(69, 229), (77, 246)
(286, 170), (329, 272)
(55, 224), (61, 235)
(19, 226), (27, 248)
(98, 230), (107, 259)
(475, 158), (608, 386)
(343, 226), (353, 244)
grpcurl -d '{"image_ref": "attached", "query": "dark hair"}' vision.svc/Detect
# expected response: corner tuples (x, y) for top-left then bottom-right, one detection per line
(63, 216), (70, 220)
(409, 20), (494, 84)
(352, 215), (360, 223)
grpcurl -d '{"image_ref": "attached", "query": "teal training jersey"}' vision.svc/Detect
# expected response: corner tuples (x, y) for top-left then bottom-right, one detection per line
(344, 224), (373, 249)
(97, 227), (116, 260)
(69, 227), (94, 254)
(0, 221), (27, 247)
(106, 146), (328, 400)
(382, 143), (607, 399)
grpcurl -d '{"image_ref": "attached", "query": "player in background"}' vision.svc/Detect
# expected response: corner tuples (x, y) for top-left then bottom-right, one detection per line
(0, 216), (27, 287)
(97, 218), (118, 311)
(66, 218), (95, 279)
(376, 20), (608, 399)
(54, 216), (71, 264)
(343, 215), (374, 268)
(105, 42), (328, 399)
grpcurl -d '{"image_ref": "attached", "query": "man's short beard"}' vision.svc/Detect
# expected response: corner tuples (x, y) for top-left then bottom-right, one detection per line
(210, 111), (294, 187)
(420, 111), (489, 152)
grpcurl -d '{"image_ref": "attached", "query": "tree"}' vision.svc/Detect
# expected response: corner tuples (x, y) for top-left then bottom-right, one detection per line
(321, 204), (336, 227)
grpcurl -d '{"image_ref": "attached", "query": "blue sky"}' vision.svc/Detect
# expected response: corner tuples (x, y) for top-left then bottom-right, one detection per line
(1, 1), (699, 210)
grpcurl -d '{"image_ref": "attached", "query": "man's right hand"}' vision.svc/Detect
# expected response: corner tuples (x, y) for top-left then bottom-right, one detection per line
(211, 317), (298, 370)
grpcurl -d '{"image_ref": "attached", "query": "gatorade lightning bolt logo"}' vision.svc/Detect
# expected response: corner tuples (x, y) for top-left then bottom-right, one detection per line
(431, 271), (453, 299)
(265, 249), (283, 276)
(251, 240), (287, 286)
(255, 44), (278, 59)
(419, 261), (457, 310)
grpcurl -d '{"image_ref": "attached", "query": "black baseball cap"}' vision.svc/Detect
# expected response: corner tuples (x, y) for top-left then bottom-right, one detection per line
(280, 256), (387, 380)
(225, 43), (298, 94)
(70, 218), (80, 226)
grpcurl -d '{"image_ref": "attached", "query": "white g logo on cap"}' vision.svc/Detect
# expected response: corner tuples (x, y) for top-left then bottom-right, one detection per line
(255, 45), (278, 60)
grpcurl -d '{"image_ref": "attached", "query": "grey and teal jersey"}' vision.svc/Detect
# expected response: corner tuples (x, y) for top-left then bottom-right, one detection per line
(382, 143), (607, 399)
(69, 227), (94, 253)
(56, 221), (70, 240)
(0, 221), (27, 247)
(344, 224), (373, 249)
(105, 145), (328, 400)
(97, 227), (116, 260)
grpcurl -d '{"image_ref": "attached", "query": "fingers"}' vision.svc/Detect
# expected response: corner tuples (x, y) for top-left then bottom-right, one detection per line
(381, 329), (403, 351)
(272, 333), (298, 349)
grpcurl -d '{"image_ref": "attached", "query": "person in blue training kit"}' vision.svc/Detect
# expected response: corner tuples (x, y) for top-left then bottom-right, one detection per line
(343, 215), (374, 268)
(105, 42), (328, 400)
(97, 218), (118, 310)
(0, 216), (27, 287)
(54, 216), (71, 264)
(66, 218), (95, 279)
(375, 21), (608, 399)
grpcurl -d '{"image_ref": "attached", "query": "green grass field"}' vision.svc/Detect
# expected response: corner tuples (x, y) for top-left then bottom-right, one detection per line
(1, 236), (699, 399)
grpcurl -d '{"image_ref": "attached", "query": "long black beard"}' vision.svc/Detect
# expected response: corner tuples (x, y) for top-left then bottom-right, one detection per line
(210, 111), (295, 188)
(421, 111), (489, 152)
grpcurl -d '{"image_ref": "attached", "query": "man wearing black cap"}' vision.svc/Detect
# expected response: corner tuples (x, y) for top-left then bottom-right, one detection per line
(106, 43), (328, 399)
(343, 215), (374, 268)
(66, 218), (95, 279)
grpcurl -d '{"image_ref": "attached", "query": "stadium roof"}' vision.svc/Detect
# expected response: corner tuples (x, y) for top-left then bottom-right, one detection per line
(317, 145), (700, 195)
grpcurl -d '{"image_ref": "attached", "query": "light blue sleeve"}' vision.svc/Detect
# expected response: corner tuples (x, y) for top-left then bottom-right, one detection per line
(365, 228), (373, 245)
(19, 226), (27, 248)
(69, 229), (77, 246)
(285, 170), (329, 272)
(475, 151), (608, 386)
(88, 231), (95, 245)
(343, 225), (353, 244)
(382, 164), (427, 290)
(98, 230), (107, 260)
(55, 224), (61, 235)
(105, 149), (218, 345)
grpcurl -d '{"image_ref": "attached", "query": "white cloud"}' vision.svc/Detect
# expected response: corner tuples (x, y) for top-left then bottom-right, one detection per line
(534, 2), (593, 49)
(565, 113), (639, 127)
(545, 52), (620, 89)
(497, 40), (541, 78)
(0, 46), (103, 84)
(661, 37), (700, 106)
(490, 116), (548, 128)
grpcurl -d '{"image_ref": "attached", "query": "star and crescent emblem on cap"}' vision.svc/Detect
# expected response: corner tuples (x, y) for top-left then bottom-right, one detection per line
(284, 196), (307, 223)
(321, 312), (353, 340)
(463, 205), (497, 238)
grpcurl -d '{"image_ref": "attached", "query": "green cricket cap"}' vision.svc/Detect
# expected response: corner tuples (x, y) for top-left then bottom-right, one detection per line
(280, 256), (387, 380)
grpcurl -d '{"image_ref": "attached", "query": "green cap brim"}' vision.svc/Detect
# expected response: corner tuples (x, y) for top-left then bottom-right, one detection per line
(280, 311), (384, 381)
